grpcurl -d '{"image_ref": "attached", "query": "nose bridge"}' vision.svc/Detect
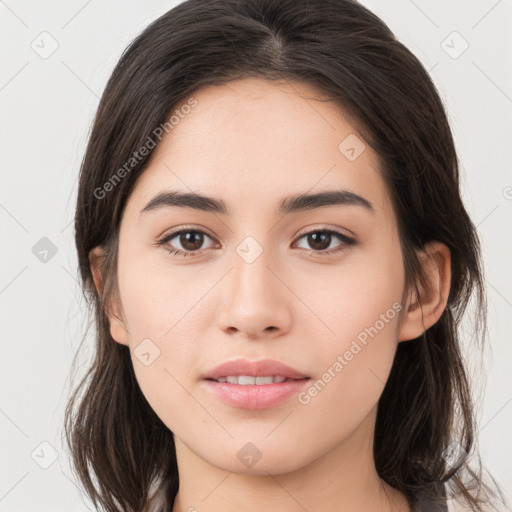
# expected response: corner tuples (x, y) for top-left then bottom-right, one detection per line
(217, 233), (291, 338)
(230, 233), (275, 304)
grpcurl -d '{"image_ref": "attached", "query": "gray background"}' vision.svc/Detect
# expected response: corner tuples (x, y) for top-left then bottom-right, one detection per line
(1, 1), (511, 510)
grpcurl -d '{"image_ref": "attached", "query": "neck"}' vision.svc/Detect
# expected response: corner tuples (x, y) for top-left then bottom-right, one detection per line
(170, 407), (410, 512)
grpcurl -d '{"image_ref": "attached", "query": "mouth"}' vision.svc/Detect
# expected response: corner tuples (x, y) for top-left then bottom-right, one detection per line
(201, 358), (311, 409)
(202, 375), (311, 410)
(205, 375), (309, 385)
(201, 357), (310, 382)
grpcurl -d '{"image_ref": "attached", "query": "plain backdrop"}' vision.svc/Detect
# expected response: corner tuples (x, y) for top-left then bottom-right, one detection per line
(1, 1), (511, 510)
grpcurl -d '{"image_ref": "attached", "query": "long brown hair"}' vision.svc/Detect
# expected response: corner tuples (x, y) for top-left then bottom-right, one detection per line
(65, 1), (506, 510)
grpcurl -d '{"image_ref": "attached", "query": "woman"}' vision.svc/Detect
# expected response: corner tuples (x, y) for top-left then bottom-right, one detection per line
(65, 1), (507, 511)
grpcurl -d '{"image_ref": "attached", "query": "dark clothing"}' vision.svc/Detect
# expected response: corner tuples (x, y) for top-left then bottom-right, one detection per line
(411, 486), (449, 512)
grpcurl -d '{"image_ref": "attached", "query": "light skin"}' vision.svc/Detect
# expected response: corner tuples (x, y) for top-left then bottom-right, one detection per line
(89, 78), (451, 512)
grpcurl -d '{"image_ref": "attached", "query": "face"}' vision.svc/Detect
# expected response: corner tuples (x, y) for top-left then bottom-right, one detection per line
(105, 78), (408, 474)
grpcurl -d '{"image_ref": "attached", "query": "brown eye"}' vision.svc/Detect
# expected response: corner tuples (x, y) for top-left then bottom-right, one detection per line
(295, 229), (355, 255)
(178, 231), (205, 251)
(157, 228), (216, 257)
(305, 231), (332, 251)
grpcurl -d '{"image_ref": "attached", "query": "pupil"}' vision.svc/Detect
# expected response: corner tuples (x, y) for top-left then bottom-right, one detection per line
(181, 231), (203, 250)
(309, 232), (330, 250)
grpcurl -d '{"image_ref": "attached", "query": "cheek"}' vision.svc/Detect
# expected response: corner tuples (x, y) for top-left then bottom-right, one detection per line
(116, 253), (220, 416)
(117, 247), (210, 342)
(294, 246), (404, 419)
(304, 241), (404, 347)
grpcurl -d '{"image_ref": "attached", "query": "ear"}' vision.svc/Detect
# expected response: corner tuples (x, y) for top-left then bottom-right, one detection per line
(399, 241), (451, 342)
(88, 246), (130, 346)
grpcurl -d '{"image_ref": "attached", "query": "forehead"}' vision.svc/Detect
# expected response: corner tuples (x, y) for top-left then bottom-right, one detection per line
(125, 78), (393, 220)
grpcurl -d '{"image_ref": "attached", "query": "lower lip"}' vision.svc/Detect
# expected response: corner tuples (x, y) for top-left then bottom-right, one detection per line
(203, 378), (310, 410)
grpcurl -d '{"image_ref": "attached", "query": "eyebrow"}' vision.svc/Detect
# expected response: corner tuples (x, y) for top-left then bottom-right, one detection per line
(140, 189), (374, 216)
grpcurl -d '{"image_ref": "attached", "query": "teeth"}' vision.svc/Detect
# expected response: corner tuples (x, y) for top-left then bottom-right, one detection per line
(216, 375), (288, 385)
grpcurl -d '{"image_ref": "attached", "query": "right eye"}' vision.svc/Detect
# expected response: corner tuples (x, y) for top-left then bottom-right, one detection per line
(156, 228), (217, 257)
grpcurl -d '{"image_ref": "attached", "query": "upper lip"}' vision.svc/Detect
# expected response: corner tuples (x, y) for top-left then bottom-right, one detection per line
(202, 358), (310, 380)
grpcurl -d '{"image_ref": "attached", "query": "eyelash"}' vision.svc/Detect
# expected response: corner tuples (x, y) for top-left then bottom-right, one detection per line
(156, 226), (356, 258)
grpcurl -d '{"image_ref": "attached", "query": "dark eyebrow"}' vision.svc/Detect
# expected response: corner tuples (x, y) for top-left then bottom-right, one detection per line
(140, 189), (374, 216)
(279, 190), (374, 214)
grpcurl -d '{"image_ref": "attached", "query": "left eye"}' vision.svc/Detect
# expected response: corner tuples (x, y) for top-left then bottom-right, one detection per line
(294, 229), (355, 255)
(157, 228), (355, 257)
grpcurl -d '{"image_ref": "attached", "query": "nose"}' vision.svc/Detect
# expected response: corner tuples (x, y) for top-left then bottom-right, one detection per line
(216, 247), (292, 340)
